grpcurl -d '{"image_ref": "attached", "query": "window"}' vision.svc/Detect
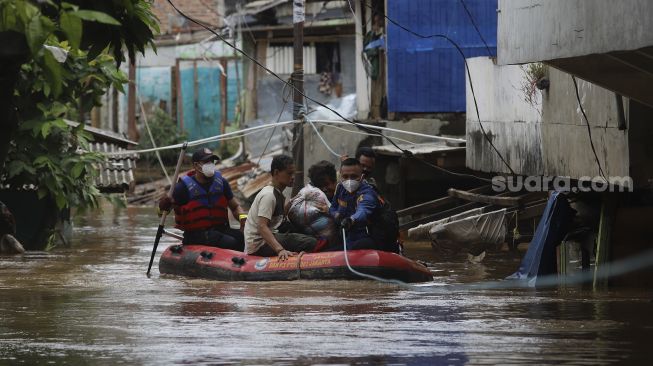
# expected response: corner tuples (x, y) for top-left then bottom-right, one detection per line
(266, 42), (340, 75)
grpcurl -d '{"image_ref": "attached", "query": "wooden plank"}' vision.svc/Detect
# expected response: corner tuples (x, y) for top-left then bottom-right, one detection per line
(127, 58), (138, 141)
(397, 185), (491, 217)
(170, 66), (177, 124)
(220, 59), (228, 133)
(175, 59), (184, 130)
(448, 188), (524, 207)
(193, 60), (199, 128)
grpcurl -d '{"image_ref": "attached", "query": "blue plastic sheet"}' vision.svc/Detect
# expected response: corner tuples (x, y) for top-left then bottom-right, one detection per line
(507, 191), (574, 286)
(386, 0), (497, 113)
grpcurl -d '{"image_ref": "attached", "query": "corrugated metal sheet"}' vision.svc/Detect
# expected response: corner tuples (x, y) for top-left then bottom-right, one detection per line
(267, 45), (317, 74)
(90, 142), (138, 193)
(386, 0), (497, 113)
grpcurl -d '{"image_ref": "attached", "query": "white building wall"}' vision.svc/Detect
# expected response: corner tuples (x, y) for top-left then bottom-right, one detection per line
(466, 57), (630, 181)
(498, 0), (653, 65)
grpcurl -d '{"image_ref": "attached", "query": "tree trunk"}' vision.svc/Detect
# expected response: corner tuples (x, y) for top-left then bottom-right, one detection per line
(0, 31), (30, 170)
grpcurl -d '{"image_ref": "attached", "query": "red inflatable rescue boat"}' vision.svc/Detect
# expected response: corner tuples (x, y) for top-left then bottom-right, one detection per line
(159, 245), (433, 283)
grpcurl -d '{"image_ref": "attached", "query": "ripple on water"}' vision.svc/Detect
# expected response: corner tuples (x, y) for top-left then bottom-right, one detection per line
(0, 206), (650, 365)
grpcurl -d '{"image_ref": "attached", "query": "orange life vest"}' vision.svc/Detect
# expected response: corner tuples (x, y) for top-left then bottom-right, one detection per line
(174, 173), (229, 231)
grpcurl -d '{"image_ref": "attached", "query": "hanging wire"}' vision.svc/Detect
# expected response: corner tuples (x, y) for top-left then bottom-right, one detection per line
(312, 120), (465, 143)
(341, 228), (410, 286)
(359, 1), (516, 176)
(459, 0), (493, 56)
(164, 0), (498, 183)
(255, 79), (292, 166)
(107, 122), (292, 156)
(149, 1), (653, 290)
(572, 76), (608, 183)
(137, 93), (172, 185)
(307, 118), (341, 158)
(320, 123), (418, 145)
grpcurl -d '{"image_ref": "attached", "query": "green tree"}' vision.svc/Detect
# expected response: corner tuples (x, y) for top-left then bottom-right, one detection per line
(0, 0), (159, 210)
(0, 0), (159, 169)
(6, 46), (129, 210)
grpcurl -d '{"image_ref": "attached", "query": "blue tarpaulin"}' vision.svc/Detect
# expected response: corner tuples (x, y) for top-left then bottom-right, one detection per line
(386, 0), (497, 113)
(507, 191), (574, 286)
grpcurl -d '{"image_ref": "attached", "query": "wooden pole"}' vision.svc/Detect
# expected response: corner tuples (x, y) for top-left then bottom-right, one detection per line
(220, 58), (228, 134)
(593, 194), (617, 291)
(291, 0), (305, 195)
(127, 57), (139, 141)
(175, 59), (184, 130)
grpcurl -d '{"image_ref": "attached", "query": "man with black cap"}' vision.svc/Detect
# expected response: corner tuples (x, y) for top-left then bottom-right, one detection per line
(159, 148), (247, 251)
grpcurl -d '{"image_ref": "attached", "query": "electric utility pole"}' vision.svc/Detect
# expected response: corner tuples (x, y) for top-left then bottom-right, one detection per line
(291, 0), (305, 195)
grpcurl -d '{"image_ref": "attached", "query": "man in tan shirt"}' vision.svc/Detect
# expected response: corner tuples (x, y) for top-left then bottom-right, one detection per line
(244, 155), (317, 260)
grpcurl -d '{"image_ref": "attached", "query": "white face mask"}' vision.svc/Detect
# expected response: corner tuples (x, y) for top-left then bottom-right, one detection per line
(201, 162), (216, 178)
(342, 179), (360, 193)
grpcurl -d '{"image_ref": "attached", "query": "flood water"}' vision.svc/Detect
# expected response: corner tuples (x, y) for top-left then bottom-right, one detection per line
(1, 205), (652, 365)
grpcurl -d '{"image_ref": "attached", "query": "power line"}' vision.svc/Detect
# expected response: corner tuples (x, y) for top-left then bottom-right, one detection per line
(307, 118), (341, 158)
(165, 0), (496, 183)
(320, 122), (419, 145)
(255, 79), (292, 166)
(459, 0), (493, 56)
(572, 76), (608, 182)
(107, 121), (292, 156)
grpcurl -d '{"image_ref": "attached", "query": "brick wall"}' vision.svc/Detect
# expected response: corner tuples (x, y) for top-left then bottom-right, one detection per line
(152, 0), (223, 35)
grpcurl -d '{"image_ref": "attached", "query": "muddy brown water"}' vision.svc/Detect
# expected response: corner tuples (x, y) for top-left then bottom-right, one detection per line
(1, 206), (652, 365)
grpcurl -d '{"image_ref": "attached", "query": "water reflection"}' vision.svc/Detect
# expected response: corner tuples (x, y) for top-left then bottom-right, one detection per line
(1, 205), (651, 364)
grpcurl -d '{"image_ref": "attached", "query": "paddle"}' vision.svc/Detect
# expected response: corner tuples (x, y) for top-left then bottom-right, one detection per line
(147, 142), (188, 277)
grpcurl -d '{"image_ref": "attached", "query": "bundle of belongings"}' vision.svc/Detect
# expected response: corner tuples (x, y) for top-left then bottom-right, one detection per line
(287, 184), (339, 249)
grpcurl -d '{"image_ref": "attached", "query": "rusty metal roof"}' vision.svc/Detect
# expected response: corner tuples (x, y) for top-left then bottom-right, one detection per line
(240, 172), (271, 199)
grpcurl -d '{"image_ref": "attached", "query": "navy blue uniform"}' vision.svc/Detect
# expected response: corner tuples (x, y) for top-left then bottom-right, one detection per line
(329, 181), (380, 250)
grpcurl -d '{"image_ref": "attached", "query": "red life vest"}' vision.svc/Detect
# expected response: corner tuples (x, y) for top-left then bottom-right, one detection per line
(174, 172), (230, 231)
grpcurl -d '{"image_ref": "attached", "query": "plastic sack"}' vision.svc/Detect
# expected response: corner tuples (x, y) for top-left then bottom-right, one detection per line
(287, 184), (338, 245)
(430, 208), (507, 258)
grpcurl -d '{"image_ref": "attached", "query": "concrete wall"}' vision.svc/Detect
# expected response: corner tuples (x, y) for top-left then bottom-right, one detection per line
(498, 0), (653, 65)
(303, 123), (367, 185)
(539, 68), (629, 179)
(466, 57), (544, 175)
(466, 57), (630, 180)
(627, 101), (653, 187)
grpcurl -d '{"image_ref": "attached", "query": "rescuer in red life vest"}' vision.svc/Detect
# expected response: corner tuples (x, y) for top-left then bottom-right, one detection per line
(158, 148), (247, 251)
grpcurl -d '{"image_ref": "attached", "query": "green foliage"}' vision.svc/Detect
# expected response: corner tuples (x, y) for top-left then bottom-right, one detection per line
(138, 108), (188, 166)
(3, 43), (129, 210)
(0, 0), (158, 96)
(0, 0), (158, 211)
(520, 62), (548, 107)
(67, 0), (160, 64)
